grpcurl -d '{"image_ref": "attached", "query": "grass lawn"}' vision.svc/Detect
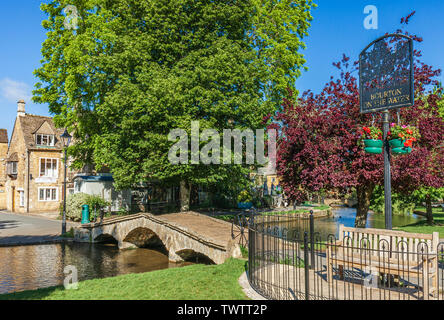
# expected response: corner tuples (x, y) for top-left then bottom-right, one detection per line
(0, 258), (248, 300)
(395, 207), (444, 238)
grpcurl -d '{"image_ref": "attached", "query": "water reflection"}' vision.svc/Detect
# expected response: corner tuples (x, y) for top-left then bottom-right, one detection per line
(271, 207), (424, 241)
(0, 243), (190, 294)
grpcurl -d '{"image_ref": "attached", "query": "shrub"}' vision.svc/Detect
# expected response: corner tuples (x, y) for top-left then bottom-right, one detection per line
(61, 193), (110, 222)
(116, 207), (131, 216)
(237, 190), (252, 203)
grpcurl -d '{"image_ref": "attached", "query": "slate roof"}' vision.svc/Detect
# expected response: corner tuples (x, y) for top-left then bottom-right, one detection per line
(18, 114), (64, 151)
(0, 129), (7, 144)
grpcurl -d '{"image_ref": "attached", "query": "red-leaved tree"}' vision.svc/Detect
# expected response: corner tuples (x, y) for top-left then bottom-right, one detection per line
(273, 12), (443, 227)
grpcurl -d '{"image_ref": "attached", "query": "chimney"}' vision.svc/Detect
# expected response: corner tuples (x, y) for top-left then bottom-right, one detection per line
(17, 99), (26, 116)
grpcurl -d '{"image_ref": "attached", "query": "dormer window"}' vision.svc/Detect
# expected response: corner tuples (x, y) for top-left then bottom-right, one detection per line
(36, 134), (55, 146)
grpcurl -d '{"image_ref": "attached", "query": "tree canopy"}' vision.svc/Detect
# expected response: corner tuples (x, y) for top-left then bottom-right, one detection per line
(273, 13), (443, 227)
(33, 0), (316, 209)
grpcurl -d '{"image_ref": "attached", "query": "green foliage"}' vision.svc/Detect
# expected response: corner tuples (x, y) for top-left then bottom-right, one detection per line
(63, 193), (110, 222)
(436, 83), (444, 119)
(214, 214), (236, 222)
(370, 186), (415, 216)
(63, 193), (90, 222)
(239, 245), (249, 259)
(33, 0), (315, 207)
(262, 195), (273, 208)
(237, 190), (253, 203)
(410, 187), (444, 205)
(360, 126), (382, 140)
(116, 207), (131, 216)
(61, 227), (74, 238)
(88, 194), (110, 212)
(388, 124), (420, 141)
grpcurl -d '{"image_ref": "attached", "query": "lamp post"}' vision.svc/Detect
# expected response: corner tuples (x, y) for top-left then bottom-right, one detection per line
(61, 129), (72, 235)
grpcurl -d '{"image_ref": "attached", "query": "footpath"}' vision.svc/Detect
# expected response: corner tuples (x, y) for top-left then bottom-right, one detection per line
(0, 211), (78, 246)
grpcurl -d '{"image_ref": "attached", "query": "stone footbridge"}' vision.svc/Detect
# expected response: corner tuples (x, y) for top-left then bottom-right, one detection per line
(74, 211), (242, 264)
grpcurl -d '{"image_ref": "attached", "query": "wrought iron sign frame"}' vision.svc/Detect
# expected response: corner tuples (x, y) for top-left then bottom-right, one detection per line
(359, 33), (414, 114)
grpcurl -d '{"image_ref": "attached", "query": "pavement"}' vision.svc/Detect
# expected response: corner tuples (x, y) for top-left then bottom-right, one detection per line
(0, 211), (79, 246)
(238, 271), (267, 300)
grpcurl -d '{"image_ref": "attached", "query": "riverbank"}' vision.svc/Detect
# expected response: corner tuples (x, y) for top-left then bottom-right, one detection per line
(212, 205), (332, 223)
(395, 207), (444, 238)
(0, 258), (248, 300)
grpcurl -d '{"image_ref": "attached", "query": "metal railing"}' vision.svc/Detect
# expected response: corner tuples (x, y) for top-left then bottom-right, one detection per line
(247, 213), (444, 300)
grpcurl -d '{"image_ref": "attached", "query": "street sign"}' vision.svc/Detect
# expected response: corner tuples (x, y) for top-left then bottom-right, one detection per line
(359, 34), (414, 114)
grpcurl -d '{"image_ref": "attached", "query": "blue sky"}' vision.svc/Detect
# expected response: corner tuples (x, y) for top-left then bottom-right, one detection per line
(0, 1), (443, 140)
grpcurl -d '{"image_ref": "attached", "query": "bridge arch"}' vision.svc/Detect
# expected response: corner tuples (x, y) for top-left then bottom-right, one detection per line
(122, 227), (168, 254)
(94, 233), (118, 245)
(175, 249), (215, 265)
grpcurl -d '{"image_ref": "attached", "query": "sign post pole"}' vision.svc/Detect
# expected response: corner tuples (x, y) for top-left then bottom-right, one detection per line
(382, 110), (392, 230)
(359, 34), (414, 230)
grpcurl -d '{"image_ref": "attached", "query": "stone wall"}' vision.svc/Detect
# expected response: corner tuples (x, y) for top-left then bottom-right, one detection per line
(5, 117), (68, 213)
(0, 142), (7, 209)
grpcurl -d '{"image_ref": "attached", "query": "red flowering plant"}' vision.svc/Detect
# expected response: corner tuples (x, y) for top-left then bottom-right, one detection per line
(360, 126), (383, 141)
(388, 123), (421, 147)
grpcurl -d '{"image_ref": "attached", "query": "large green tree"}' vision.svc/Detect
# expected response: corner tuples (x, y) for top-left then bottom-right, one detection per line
(33, 0), (315, 210)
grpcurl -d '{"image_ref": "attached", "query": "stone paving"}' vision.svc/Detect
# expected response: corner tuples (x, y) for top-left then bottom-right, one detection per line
(0, 211), (78, 246)
(159, 211), (234, 245)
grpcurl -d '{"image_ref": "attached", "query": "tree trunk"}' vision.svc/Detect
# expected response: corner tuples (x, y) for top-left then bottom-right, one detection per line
(180, 180), (191, 212)
(354, 183), (375, 228)
(425, 193), (434, 225)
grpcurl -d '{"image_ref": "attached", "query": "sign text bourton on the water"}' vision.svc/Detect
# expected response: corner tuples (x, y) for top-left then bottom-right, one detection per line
(359, 34), (414, 114)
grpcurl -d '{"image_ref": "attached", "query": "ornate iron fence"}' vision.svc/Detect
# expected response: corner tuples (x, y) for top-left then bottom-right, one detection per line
(248, 213), (444, 300)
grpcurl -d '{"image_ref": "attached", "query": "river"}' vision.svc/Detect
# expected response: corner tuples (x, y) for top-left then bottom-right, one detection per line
(285, 207), (425, 240)
(0, 243), (190, 295)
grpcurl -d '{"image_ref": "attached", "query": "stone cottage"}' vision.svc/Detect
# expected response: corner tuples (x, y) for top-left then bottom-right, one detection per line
(5, 100), (74, 214)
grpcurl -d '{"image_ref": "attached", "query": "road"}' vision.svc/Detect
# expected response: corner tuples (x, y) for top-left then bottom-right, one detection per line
(0, 211), (78, 246)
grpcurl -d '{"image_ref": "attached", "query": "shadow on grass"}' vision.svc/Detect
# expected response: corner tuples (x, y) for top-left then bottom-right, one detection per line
(399, 220), (444, 228)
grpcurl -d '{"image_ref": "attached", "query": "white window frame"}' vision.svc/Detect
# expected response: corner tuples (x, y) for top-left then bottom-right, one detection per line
(7, 162), (18, 175)
(39, 158), (58, 178)
(38, 187), (59, 202)
(19, 190), (25, 207)
(36, 134), (55, 146)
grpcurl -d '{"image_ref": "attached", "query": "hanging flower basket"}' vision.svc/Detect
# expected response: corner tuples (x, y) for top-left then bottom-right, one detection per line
(388, 138), (404, 148)
(360, 126), (383, 155)
(392, 146), (412, 155)
(388, 123), (420, 155)
(364, 139), (383, 148)
(389, 139), (412, 154)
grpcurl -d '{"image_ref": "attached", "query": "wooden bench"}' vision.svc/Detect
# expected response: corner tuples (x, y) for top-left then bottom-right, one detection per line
(326, 225), (440, 299)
